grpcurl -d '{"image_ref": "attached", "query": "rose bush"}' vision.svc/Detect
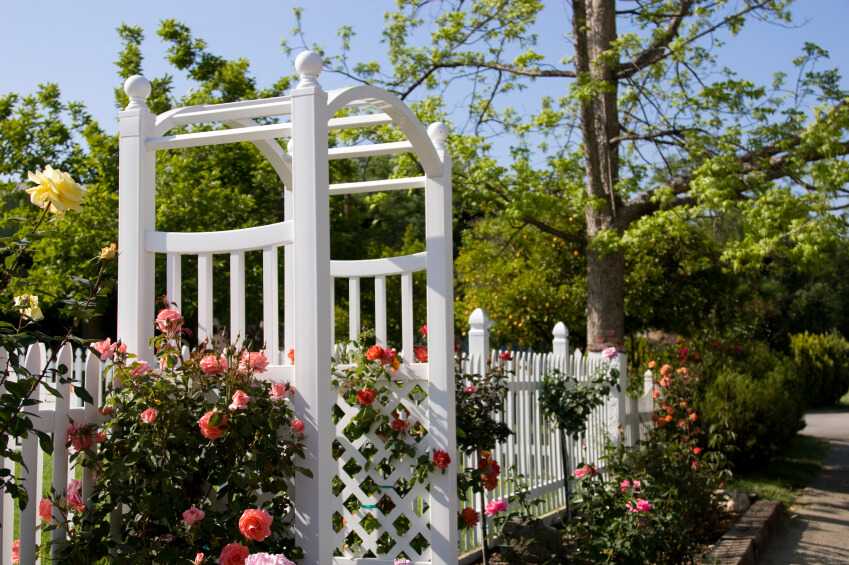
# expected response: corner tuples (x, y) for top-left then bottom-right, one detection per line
(51, 308), (310, 563)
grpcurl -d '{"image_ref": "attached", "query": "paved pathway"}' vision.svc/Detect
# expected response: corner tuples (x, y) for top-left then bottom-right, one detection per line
(759, 408), (849, 564)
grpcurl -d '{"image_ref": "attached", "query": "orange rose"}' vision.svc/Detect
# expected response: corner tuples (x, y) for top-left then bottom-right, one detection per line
(366, 345), (383, 361)
(238, 508), (273, 542)
(198, 410), (228, 440)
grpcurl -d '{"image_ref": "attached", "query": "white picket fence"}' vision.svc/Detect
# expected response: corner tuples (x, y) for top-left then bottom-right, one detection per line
(0, 343), (105, 565)
(457, 308), (655, 554)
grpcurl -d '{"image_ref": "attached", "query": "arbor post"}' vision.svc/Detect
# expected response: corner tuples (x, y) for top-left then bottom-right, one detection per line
(289, 51), (332, 565)
(117, 75), (156, 362)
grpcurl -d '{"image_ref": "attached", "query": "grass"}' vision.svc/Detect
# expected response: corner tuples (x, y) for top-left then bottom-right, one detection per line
(727, 434), (830, 508)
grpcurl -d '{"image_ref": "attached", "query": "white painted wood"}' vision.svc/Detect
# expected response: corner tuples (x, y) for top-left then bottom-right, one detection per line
(154, 97), (293, 135)
(424, 122), (457, 565)
(198, 253), (214, 343)
(329, 176), (426, 196)
(326, 86), (441, 176)
(230, 251), (246, 346)
(166, 253), (182, 312)
(19, 345), (43, 565)
(51, 344), (73, 555)
(284, 182), (295, 361)
(263, 247), (280, 364)
(330, 252), (426, 278)
(224, 119), (293, 190)
(146, 122), (293, 151)
(0, 348), (14, 564)
(401, 272), (414, 363)
(289, 51), (333, 565)
(374, 276), (387, 347)
(146, 220), (294, 254)
(327, 141), (414, 160)
(117, 75), (157, 363)
(348, 278), (360, 341)
(326, 113), (393, 131)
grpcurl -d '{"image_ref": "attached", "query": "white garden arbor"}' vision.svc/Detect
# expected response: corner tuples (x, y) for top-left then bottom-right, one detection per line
(117, 51), (457, 565)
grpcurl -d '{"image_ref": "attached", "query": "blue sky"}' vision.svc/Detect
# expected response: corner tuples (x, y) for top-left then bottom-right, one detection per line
(1, 0), (847, 134)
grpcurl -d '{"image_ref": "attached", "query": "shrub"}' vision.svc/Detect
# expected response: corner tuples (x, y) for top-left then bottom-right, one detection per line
(701, 361), (805, 469)
(789, 330), (849, 406)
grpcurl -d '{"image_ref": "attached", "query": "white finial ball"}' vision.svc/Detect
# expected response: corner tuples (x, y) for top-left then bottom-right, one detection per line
(124, 75), (151, 100)
(427, 121), (449, 143)
(295, 51), (323, 77)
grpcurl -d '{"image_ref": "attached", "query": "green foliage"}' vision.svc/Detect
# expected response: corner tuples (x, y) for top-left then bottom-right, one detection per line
(789, 330), (849, 406)
(58, 321), (307, 563)
(539, 362), (620, 440)
(701, 359), (805, 469)
(454, 358), (512, 455)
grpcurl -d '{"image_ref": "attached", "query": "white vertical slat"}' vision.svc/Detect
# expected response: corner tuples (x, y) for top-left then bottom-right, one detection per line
(51, 344), (73, 554)
(329, 278), (335, 352)
(401, 272), (413, 362)
(20, 345), (44, 564)
(284, 184), (295, 365)
(348, 277), (360, 341)
(230, 251), (246, 346)
(81, 351), (101, 504)
(198, 253), (213, 343)
(263, 246), (280, 363)
(0, 347), (12, 564)
(166, 253), (182, 312)
(374, 275), (386, 347)
(117, 75), (157, 364)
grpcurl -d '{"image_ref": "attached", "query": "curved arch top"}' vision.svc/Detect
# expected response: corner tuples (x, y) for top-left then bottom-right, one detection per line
(326, 85), (443, 177)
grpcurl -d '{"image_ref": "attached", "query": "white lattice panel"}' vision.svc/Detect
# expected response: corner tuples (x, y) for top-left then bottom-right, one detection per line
(333, 377), (432, 562)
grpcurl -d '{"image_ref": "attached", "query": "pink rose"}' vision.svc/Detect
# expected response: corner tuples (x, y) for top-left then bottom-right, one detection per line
(414, 346), (428, 363)
(239, 351), (269, 374)
(291, 420), (305, 433)
(219, 543), (249, 565)
(573, 465), (598, 479)
(602, 346), (618, 361)
(238, 508), (273, 541)
(98, 405), (113, 417)
(67, 422), (94, 452)
(420, 325), (427, 336)
(245, 554), (296, 565)
(626, 498), (652, 513)
(67, 479), (83, 509)
(499, 351), (512, 361)
(117, 342), (128, 355)
(229, 390), (251, 411)
(199, 409), (228, 440)
(200, 354), (228, 375)
(140, 408), (158, 423)
(93, 338), (117, 361)
(466, 386), (475, 393)
(194, 553), (205, 565)
(182, 506), (206, 526)
(11, 540), (19, 564)
(485, 499), (507, 516)
(39, 498), (52, 522)
(155, 309), (184, 333)
(130, 361), (152, 379)
(269, 382), (293, 402)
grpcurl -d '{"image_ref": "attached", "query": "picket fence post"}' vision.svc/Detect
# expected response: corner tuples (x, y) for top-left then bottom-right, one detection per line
(468, 308), (492, 376)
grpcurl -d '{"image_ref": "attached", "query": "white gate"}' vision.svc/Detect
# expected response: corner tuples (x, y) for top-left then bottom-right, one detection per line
(117, 51), (456, 565)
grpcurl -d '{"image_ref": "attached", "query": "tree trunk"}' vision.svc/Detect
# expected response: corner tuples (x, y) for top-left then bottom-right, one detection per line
(573, 0), (624, 351)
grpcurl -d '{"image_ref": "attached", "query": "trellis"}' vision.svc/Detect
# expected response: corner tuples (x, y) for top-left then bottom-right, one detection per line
(117, 51), (457, 565)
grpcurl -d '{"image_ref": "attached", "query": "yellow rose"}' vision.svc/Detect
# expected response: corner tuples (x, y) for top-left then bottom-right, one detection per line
(14, 294), (44, 321)
(100, 243), (117, 260)
(25, 165), (86, 217)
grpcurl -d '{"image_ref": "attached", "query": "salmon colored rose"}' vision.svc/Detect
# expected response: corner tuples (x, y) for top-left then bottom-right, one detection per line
(229, 390), (250, 411)
(291, 420), (305, 433)
(39, 498), (52, 521)
(140, 408), (158, 423)
(182, 506), (206, 526)
(269, 382), (293, 402)
(155, 309), (184, 333)
(200, 354), (228, 375)
(240, 351), (269, 374)
(219, 543), (249, 565)
(238, 508), (273, 541)
(199, 409), (228, 440)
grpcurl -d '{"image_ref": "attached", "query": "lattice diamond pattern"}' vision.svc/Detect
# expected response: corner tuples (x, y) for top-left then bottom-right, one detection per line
(333, 377), (432, 561)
